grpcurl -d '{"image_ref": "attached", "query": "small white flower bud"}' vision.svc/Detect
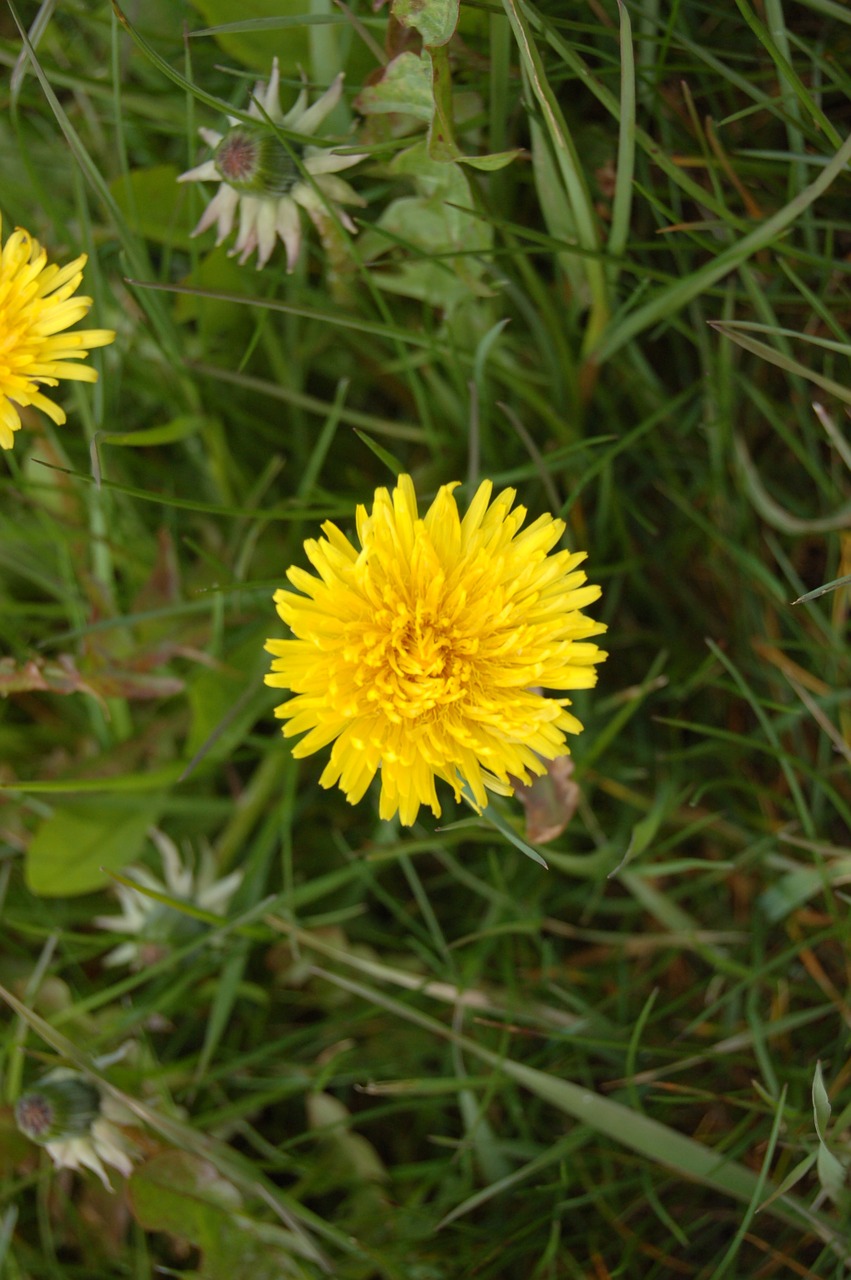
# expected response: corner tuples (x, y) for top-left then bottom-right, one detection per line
(214, 126), (298, 197)
(16, 1071), (101, 1145)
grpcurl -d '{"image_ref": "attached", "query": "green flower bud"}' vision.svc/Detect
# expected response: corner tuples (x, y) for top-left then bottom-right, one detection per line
(15, 1071), (101, 1145)
(214, 126), (298, 197)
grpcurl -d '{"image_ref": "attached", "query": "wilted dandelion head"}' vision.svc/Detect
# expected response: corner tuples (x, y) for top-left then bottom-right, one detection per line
(265, 474), (607, 826)
(177, 58), (365, 271)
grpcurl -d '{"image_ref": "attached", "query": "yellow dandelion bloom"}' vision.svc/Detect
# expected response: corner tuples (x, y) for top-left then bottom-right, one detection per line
(265, 474), (607, 827)
(0, 214), (115, 449)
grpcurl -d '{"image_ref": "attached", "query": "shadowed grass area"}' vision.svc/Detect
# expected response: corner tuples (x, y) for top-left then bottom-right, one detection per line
(1, 1), (851, 1276)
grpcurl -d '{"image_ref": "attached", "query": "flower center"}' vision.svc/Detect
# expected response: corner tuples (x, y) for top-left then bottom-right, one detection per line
(214, 127), (299, 197)
(359, 603), (475, 722)
(16, 1094), (54, 1139)
(215, 131), (259, 184)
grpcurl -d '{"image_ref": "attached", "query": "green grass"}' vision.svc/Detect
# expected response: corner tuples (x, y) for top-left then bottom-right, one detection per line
(2, 0), (851, 1276)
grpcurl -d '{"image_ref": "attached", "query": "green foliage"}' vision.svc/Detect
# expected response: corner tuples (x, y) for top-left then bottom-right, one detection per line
(812, 1063), (850, 1210)
(129, 1152), (316, 1279)
(25, 798), (163, 897)
(186, 1), (312, 74)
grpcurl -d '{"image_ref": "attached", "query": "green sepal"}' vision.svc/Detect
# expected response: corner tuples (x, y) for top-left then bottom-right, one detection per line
(214, 126), (298, 197)
(15, 1070), (101, 1144)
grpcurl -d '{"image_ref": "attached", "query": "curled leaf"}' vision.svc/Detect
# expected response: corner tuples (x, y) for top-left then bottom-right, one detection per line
(513, 757), (580, 844)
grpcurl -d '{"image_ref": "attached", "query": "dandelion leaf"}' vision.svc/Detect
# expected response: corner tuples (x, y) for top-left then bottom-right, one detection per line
(25, 799), (163, 897)
(392, 0), (459, 47)
(355, 51), (434, 122)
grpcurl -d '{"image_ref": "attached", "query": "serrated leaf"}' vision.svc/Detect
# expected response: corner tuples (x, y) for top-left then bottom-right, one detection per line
(360, 140), (492, 309)
(355, 52), (433, 121)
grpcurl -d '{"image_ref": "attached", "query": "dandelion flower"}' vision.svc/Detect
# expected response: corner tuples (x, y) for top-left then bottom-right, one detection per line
(95, 828), (242, 969)
(265, 475), (607, 826)
(177, 58), (365, 271)
(16, 1069), (137, 1191)
(0, 215), (115, 449)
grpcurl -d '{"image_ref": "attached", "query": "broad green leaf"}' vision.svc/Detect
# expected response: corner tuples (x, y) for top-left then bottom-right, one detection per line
(393, 0), (459, 47)
(129, 1151), (242, 1238)
(428, 43), (460, 160)
(187, 0), (310, 73)
(355, 52), (434, 122)
(25, 798), (163, 896)
(359, 141), (491, 310)
(109, 165), (190, 249)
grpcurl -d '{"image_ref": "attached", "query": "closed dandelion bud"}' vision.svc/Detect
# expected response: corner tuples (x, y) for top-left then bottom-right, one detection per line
(15, 1071), (101, 1145)
(214, 126), (298, 197)
(177, 59), (365, 270)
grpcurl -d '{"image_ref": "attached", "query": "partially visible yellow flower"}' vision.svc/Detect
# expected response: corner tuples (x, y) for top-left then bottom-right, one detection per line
(0, 214), (115, 449)
(265, 475), (607, 826)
